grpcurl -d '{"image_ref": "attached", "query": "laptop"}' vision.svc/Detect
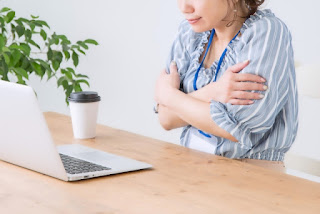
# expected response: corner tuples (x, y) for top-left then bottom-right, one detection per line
(0, 80), (152, 181)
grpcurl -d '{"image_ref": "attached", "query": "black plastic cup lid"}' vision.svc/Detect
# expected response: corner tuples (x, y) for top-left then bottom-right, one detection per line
(68, 91), (101, 103)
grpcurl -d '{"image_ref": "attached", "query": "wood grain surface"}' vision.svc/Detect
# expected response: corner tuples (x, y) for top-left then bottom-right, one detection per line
(0, 112), (319, 214)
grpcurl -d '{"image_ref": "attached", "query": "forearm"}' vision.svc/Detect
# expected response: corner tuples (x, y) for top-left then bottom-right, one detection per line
(158, 104), (188, 130)
(164, 88), (238, 142)
(188, 84), (214, 103)
(157, 84), (215, 130)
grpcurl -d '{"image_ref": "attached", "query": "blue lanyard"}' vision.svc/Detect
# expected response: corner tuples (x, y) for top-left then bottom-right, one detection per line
(194, 29), (240, 138)
(193, 30), (240, 91)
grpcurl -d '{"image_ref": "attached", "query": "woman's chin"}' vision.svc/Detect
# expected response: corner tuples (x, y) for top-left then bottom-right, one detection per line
(190, 26), (208, 33)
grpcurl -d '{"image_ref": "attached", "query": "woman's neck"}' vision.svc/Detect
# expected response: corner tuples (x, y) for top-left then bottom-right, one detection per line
(214, 3), (249, 43)
(214, 19), (245, 44)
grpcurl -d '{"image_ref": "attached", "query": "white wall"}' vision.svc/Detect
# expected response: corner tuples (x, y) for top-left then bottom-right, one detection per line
(264, 0), (320, 65)
(1, 0), (319, 145)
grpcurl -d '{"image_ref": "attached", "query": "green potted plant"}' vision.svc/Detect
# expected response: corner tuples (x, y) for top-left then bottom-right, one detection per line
(0, 7), (98, 103)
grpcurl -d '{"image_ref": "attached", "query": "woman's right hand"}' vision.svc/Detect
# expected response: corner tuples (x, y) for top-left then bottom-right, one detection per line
(205, 60), (268, 105)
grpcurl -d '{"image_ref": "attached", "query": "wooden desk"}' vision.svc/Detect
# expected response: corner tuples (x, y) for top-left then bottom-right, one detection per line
(0, 112), (319, 214)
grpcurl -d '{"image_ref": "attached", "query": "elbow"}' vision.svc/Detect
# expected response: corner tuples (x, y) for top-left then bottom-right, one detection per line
(221, 132), (238, 142)
(157, 105), (175, 131)
(159, 119), (174, 131)
(229, 136), (239, 143)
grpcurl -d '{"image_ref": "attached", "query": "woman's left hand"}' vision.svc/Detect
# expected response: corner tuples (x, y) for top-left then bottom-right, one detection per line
(154, 61), (180, 106)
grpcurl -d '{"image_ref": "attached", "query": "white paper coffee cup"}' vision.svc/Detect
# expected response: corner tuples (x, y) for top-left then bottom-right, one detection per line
(68, 91), (101, 139)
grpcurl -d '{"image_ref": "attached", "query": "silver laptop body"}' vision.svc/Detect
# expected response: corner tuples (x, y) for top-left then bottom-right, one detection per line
(0, 80), (151, 181)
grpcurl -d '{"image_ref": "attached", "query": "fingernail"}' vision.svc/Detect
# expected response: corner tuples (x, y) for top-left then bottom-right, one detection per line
(261, 78), (266, 82)
(259, 94), (265, 98)
(263, 85), (268, 90)
(249, 100), (254, 104)
(243, 59), (250, 64)
(171, 61), (177, 66)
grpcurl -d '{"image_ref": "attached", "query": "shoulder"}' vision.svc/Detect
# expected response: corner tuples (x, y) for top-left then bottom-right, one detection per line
(240, 9), (292, 45)
(174, 20), (193, 43)
(177, 19), (191, 33)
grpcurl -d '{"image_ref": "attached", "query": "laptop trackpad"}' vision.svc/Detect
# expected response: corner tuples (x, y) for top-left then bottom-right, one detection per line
(57, 144), (152, 170)
(57, 144), (118, 166)
(58, 144), (138, 167)
(75, 151), (115, 162)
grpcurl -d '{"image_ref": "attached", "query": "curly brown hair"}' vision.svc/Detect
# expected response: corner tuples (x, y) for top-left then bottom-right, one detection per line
(243, 0), (265, 16)
(226, 0), (265, 27)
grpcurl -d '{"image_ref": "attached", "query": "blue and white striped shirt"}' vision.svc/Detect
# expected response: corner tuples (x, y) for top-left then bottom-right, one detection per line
(166, 10), (298, 161)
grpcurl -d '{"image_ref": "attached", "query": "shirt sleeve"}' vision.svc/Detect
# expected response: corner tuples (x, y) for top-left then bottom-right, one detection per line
(165, 20), (191, 88)
(210, 17), (294, 149)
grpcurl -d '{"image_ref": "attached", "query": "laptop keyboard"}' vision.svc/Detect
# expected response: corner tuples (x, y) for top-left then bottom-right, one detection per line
(59, 153), (111, 174)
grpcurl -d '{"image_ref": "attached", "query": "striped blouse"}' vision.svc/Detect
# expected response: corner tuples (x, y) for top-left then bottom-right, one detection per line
(165, 9), (298, 161)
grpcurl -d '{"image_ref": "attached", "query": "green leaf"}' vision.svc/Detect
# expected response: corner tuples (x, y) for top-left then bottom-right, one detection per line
(84, 39), (98, 45)
(29, 23), (35, 31)
(74, 82), (82, 92)
(46, 68), (54, 80)
(51, 51), (63, 70)
(31, 15), (39, 19)
(27, 39), (40, 49)
(34, 20), (50, 29)
(16, 74), (26, 85)
(66, 84), (73, 97)
(47, 48), (53, 60)
(54, 38), (59, 45)
(15, 25), (25, 37)
(75, 73), (89, 79)
(36, 59), (49, 69)
(0, 17), (5, 26)
(0, 27), (7, 35)
(71, 45), (86, 55)
(76, 79), (90, 87)
(31, 61), (43, 76)
(24, 29), (32, 40)
(76, 48), (86, 55)
(5, 11), (15, 23)
(57, 76), (66, 87)
(72, 51), (79, 67)
(54, 51), (63, 64)
(19, 43), (31, 55)
(60, 39), (71, 45)
(52, 60), (59, 71)
(21, 56), (30, 69)
(57, 34), (68, 42)
(62, 44), (69, 52)
(3, 53), (10, 64)
(0, 7), (11, 13)
(51, 33), (59, 45)
(14, 19), (23, 26)
(9, 43), (19, 49)
(0, 60), (9, 80)
(63, 51), (70, 60)
(0, 67), (4, 78)
(10, 23), (16, 39)
(65, 71), (72, 80)
(11, 49), (21, 66)
(2, 46), (10, 52)
(17, 17), (29, 24)
(0, 35), (5, 50)
(62, 79), (69, 89)
(66, 67), (76, 76)
(77, 41), (88, 50)
(40, 29), (47, 40)
(13, 67), (28, 79)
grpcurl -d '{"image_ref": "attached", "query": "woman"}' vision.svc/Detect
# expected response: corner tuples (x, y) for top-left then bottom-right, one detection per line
(154, 0), (298, 172)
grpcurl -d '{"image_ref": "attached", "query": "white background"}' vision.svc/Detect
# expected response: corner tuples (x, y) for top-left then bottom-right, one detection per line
(1, 0), (319, 145)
